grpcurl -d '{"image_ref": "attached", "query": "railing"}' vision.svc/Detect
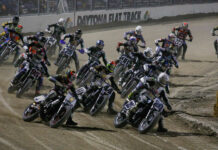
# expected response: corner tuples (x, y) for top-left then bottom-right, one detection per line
(0, 0), (217, 17)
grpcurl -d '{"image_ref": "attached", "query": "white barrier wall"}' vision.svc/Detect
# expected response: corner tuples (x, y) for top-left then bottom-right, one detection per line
(0, 3), (217, 33)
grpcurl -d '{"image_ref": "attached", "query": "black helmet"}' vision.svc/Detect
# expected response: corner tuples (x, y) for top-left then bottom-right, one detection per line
(38, 36), (47, 46)
(13, 16), (19, 24)
(75, 29), (82, 35)
(36, 32), (44, 37)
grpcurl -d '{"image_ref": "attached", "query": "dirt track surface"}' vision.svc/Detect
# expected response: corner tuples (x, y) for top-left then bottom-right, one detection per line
(0, 16), (218, 150)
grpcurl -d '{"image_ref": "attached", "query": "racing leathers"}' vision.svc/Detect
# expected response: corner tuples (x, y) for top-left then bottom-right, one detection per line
(86, 65), (121, 114)
(12, 42), (50, 95)
(55, 33), (84, 71)
(119, 52), (152, 86)
(1, 28), (24, 63)
(128, 76), (172, 132)
(47, 23), (66, 51)
(172, 26), (193, 60)
(124, 30), (146, 48)
(47, 75), (79, 125)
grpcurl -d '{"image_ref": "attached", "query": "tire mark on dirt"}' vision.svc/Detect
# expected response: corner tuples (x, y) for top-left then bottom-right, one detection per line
(0, 137), (24, 150)
(0, 88), (53, 150)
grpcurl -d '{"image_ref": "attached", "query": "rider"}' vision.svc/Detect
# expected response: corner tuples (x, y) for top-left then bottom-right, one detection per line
(118, 47), (153, 86)
(46, 18), (66, 51)
(46, 70), (79, 126)
(124, 25), (146, 48)
(55, 29), (84, 72)
(212, 26), (218, 54)
(1, 25), (24, 63)
(127, 72), (172, 132)
(172, 22), (193, 60)
(14, 32), (47, 67)
(154, 33), (176, 56)
(76, 40), (108, 80)
(1, 16), (20, 38)
(11, 36), (50, 95)
(154, 33), (179, 71)
(117, 36), (139, 54)
(86, 62), (121, 114)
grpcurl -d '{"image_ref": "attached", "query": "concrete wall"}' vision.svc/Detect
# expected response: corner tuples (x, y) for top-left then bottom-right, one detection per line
(0, 3), (218, 33)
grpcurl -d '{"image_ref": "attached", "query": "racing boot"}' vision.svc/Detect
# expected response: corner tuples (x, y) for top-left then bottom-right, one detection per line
(157, 117), (168, 132)
(66, 115), (77, 126)
(107, 107), (117, 115)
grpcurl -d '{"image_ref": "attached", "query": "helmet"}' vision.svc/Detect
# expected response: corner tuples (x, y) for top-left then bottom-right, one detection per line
(36, 32), (44, 37)
(58, 18), (65, 25)
(66, 70), (76, 81)
(143, 47), (153, 58)
(107, 61), (116, 72)
(75, 29), (82, 38)
(182, 22), (188, 29)
(96, 40), (104, 49)
(129, 36), (137, 45)
(135, 25), (142, 35)
(157, 72), (169, 86)
(13, 16), (19, 24)
(168, 33), (175, 41)
(15, 25), (23, 33)
(38, 36), (47, 46)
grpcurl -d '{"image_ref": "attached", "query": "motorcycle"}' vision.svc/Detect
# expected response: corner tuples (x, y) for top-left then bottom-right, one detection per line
(23, 85), (77, 128)
(76, 73), (115, 116)
(113, 54), (133, 81)
(114, 90), (164, 134)
(44, 31), (57, 57)
(8, 60), (45, 98)
(76, 60), (100, 87)
(121, 67), (145, 98)
(0, 38), (20, 63)
(56, 44), (77, 74)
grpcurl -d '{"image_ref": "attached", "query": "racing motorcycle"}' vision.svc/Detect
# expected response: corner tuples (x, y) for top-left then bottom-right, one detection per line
(114, 90), (164, 134)
(44, 31), (57, 57)
(120, 66), (145, 98)
(23, 85), (77, 128)
(8, 60), (45, 98)
(0, 37), (20, 63)
(113, 53), (134, 81)
(56, 44), (77, 74)
(76, 60), (100, 87)
(75, 72), (115, 116)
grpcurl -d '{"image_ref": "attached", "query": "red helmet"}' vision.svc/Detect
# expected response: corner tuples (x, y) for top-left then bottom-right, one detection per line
(182, 22), (188, 29)
(66, 70), (76, 81)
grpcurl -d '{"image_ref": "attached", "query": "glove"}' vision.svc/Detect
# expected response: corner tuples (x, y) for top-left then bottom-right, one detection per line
(23, 45), (29, 51)
(60, 40), (66, 45)
(78, 49), (85, 54)
(212, 32), (215, 36)
(188, 39), (192, 42)
(124, 37), (128, 40)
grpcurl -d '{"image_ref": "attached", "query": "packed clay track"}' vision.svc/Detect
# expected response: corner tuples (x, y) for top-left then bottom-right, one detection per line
(0, 16), (218, 150)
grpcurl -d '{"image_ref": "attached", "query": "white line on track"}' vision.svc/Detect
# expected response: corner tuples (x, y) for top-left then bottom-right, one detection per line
(0, 137), (24, 150)
(0, 88), (53, 150)
(122, 130), (162, 150)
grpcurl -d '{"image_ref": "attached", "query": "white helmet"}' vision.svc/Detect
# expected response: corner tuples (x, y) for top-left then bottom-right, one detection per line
(58, 18), (65, 25)
(144, 47), (153, 58)
(157, 72), (169, 86)
(135, 25), (142, 34)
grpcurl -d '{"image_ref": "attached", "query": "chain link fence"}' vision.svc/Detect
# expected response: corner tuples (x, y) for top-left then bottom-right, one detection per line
(0, 0), (217, 17)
